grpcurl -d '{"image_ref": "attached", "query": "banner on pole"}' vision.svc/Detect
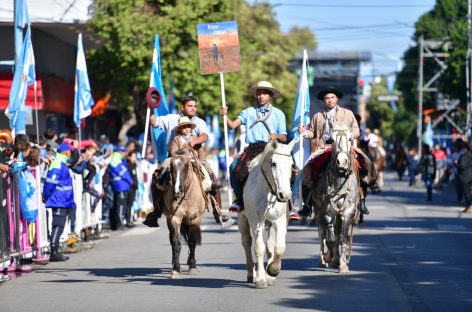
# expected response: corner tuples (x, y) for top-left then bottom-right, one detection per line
(197, 21), (241, 75)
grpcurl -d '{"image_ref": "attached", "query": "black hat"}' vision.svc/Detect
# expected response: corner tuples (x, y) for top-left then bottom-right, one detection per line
(316, 87), (343, 100)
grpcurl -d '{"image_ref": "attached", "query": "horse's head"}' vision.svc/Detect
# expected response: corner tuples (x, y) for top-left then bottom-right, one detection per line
(170, 149), (191, 198)
(261, 140), (297, 202)
(331, 123), (352, 174)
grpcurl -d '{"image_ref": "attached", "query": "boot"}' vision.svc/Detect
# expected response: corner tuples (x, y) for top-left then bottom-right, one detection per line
(143, 212), (160, 228)
(49, 245), (69, 262)
(463, 205), (472, 213)
(298, 204), (312, 218)
(359, 199), (369, 215)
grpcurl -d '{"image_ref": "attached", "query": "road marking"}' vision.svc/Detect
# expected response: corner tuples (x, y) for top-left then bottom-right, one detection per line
(437, 224), (467, 231)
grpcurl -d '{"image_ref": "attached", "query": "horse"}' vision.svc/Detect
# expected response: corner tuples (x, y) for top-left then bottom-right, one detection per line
(310, 123), (359, 274)
(152, 149), (207, 279)
(369, 143), (386, 189)
(238, 139), (297, 288)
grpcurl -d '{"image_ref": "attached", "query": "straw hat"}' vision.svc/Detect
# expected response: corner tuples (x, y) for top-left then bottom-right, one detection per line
(249, 81), (282, 99)
(175, 116), (196, 133)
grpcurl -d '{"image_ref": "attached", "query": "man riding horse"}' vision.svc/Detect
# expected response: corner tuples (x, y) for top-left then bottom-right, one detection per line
(219, 81), (288, 212)
(143, 94), (232, 228)
(298, 86), (375, 217)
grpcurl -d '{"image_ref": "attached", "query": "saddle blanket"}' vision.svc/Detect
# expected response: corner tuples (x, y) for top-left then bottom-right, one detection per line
(309, 147), (367, 178)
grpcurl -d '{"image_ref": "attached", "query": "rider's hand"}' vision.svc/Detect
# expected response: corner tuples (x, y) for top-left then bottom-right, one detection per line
(150, 115), (157, 127)
(298, 126), (306, 134)
(268, 133), (277, 141)
(219, 107), (228, 116)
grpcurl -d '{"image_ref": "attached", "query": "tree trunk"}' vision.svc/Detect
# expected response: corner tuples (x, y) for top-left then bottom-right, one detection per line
(118, 108), (137, 145)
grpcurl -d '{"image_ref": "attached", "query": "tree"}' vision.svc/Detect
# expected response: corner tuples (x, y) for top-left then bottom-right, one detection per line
(87, 0), (316, 140)
(396, 0), (467, 144)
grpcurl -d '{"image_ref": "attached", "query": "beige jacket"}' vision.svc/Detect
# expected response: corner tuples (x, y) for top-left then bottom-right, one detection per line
(169, 135), (205, 159)
(304, 106), (360, 150)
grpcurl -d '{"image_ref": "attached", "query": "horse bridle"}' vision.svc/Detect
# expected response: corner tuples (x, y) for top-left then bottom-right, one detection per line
(261, 150), (292, 201)
(331, 129), (352, 175)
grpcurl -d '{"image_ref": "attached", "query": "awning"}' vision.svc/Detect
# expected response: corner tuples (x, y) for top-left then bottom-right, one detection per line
(0, 73), (44, 110)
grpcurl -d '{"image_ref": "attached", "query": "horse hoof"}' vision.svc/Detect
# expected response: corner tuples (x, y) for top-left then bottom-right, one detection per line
(338, 265), (349, 274)
(318, 261), (328, 268)
(267, 262), (280, 277)
(266, 276), (276, 286)
(170, 271), (180, 279)
(188, 267), (200, 275)
(247, 275), (254, 283)
(332, 261), (340, 269)
(255, 279), (268, 289)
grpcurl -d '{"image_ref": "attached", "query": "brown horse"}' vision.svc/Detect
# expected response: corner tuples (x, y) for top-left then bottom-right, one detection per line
(152, 149), (207, 279)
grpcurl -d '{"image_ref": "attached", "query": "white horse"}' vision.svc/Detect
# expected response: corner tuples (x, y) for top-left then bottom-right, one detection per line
(238, 140), (297, 289)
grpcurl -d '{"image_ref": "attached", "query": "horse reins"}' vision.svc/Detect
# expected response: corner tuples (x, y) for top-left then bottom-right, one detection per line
(261, 150), (292, 200)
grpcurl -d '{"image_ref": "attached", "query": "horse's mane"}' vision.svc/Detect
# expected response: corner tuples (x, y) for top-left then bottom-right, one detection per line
(248, 142), (276, 171)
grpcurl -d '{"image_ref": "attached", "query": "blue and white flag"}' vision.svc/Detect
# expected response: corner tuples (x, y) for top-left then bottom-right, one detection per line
(290, 50), (311, 170)
(5, 24), (35, 134)
(74, 33), (94, 128)
(150, 35), (169, 164)
(168, 80), (177, 114)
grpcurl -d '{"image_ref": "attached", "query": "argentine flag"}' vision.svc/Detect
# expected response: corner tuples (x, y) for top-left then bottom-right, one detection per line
(74, 33), (95, 128)
(150, 35), (169, 164)
(5, 24), (35, 134)
(290, 50), (311, 170)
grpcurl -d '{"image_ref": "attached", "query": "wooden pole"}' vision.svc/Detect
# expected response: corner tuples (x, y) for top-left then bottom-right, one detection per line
(220, 72), (232, 205)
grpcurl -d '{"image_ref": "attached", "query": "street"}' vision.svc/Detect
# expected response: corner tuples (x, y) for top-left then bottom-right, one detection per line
(1, 171), (471, 312)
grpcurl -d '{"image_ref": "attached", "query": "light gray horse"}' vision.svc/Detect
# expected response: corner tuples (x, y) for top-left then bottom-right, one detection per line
(238, 140), (297, 288)
(311, 123), (359, 273)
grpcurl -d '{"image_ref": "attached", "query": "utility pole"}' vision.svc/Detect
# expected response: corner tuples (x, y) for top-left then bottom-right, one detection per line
(417, 35), (424, 156)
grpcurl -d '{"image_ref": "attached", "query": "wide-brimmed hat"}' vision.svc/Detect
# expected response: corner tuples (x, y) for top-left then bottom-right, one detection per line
(249, 81), (282, 99)
(146, 87), (162, 109)
(175, 116), (196, 133)
(316, 86), (344, 100)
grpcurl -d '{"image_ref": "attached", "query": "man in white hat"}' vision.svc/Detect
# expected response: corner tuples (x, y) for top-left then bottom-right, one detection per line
(220, 80), (287, 212)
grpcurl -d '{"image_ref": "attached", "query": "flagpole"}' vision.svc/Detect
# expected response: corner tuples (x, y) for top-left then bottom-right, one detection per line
(298, 50), (308, 209)
(220, 72), (232, 205)
(34, 81), (39, 145)
(141, 51), (156, 159)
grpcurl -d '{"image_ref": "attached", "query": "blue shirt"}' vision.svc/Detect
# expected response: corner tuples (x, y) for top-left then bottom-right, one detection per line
(237, 104), (287, 144)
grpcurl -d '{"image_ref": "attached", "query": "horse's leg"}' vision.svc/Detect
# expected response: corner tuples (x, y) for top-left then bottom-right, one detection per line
(266, 214), (287, 286)
(331, 217), (342, 269)
(167, 217), (182, 279)
(317, 217), (329, 268)
(338, 212), (354, 274)
(187, 223), (202, 275)
(238, 213), (254, 283)
(265, 224), (276, 286)
(252, 220), (268, 289)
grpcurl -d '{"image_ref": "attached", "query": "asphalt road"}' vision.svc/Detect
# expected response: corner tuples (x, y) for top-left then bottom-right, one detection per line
(1, 171), (471, 312)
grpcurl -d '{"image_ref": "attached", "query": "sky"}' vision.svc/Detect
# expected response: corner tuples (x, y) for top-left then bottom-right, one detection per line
(256, 0), (437, 76)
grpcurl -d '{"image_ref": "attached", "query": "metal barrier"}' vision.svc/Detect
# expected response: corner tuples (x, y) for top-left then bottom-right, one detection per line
(1, 166), (104, 269)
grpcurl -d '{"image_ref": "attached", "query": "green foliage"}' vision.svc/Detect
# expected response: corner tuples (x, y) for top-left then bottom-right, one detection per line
(366, 79), (395, 139)
(394, 0), (467, 144)
(87, 0), (316, 131)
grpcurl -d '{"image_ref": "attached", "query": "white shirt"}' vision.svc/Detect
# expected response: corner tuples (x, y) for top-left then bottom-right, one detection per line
(152, 114), (209, 149)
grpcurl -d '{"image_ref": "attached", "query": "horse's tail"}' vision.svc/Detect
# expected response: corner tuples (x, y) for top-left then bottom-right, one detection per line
(180, 223), (202, 246)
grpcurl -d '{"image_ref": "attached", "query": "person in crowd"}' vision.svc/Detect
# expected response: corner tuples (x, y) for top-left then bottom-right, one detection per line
(407, 147), (420, 187)
(42, 143), (75, 262)
(44, 128), (59, 157)
(432, 144), (447, 190)
(418, 144), (436, 202)
(219, 81), (287, 212)
(125, 150), (138, 228)
(108, 145), (133, 230)
(457, 141), (472, 213)
(450, 139), (466, 203)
